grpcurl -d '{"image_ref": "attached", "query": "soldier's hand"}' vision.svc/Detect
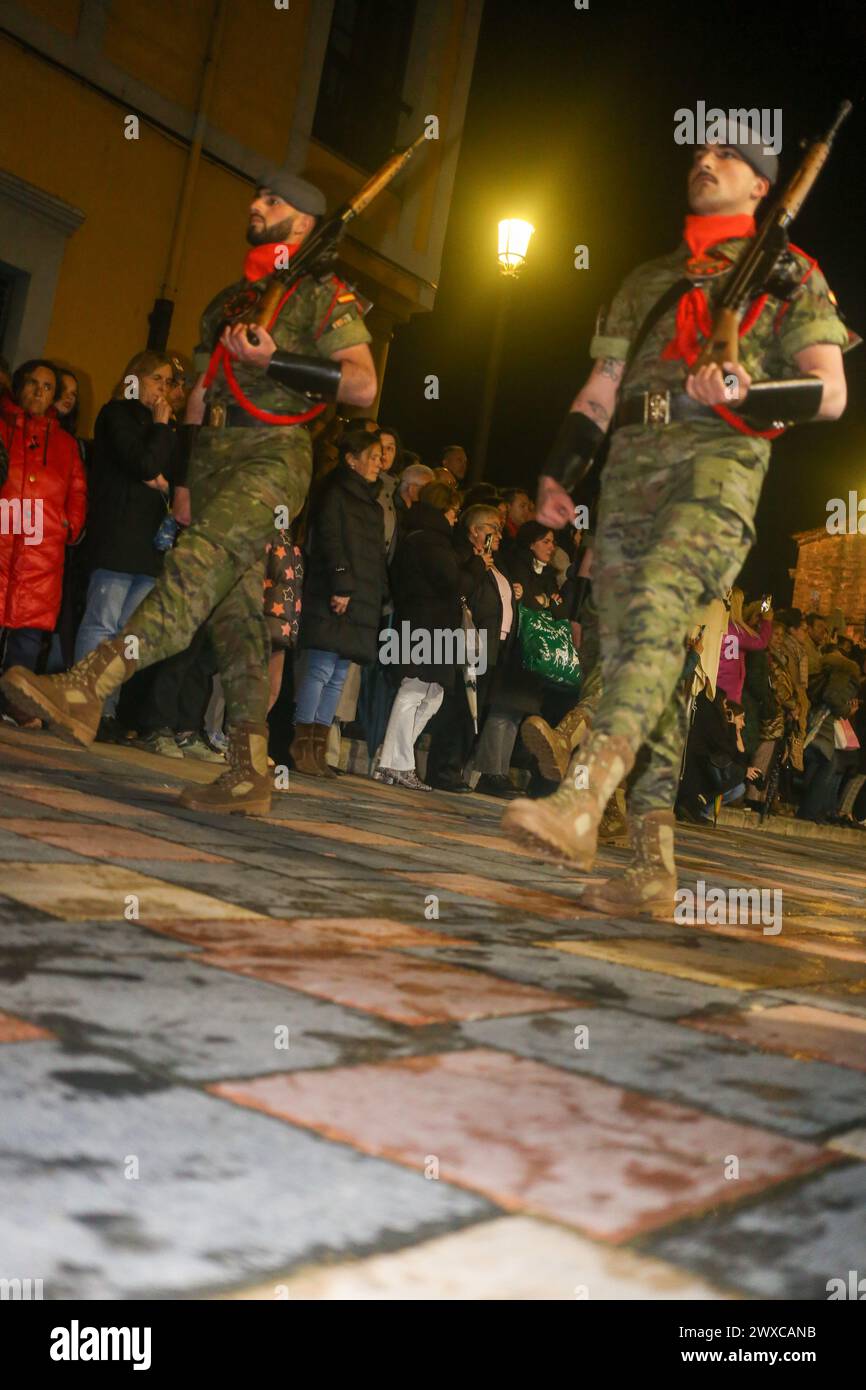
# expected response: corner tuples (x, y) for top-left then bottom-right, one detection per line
(536, 475), (575, 529)
(686, 360), (751, 407)
(221, 323), (277, 367)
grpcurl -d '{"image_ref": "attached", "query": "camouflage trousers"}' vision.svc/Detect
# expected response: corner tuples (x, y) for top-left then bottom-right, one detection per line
(591, 424), (766, 815)
(122, 425), (312, 725)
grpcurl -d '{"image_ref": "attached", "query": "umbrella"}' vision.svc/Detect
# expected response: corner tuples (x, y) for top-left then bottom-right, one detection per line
(460, 597), (480, 735)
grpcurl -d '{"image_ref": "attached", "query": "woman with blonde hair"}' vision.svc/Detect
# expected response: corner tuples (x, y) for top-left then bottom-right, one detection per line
(715, 585), (772, 707)
(73, 349), (176, 741)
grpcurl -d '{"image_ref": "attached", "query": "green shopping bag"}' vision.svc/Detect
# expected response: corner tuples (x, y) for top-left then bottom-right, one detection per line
(517, 606), (582, 688)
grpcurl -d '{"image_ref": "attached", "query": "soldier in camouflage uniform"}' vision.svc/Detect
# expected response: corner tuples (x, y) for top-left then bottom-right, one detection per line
(503, 119), (851, 918)
(2, 172), (376, 815)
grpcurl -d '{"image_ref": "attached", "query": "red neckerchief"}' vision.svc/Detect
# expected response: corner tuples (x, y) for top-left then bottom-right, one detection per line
(242, 241), (300, 282)
(661, 214), (756, 365)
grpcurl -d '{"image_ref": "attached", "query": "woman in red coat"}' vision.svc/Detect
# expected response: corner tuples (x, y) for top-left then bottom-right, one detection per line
(0, 360), (87, 695)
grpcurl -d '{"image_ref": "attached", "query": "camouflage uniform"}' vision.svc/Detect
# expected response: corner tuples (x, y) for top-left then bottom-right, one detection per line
(586, 238), (848, 815)
(123, 271), (370, 724)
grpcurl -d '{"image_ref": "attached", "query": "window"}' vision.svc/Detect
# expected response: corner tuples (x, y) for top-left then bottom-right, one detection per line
(313, 0), (417, 171)
(0, 260), (29, 363)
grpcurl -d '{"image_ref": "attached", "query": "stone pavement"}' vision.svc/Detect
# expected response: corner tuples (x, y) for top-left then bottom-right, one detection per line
(0, 721), (864, 1301)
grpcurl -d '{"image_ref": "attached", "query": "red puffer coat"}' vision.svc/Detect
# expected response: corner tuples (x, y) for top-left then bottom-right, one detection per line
(0, 395), (87, 630)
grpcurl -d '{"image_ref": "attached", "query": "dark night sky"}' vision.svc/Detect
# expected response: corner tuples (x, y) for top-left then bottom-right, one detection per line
(379, 0), (866, 603)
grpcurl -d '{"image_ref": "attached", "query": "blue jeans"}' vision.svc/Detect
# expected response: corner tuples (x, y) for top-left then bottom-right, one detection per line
(75, 569), (156, 716)
(294, 649), (351, 726)
(2, 626), (47, 673)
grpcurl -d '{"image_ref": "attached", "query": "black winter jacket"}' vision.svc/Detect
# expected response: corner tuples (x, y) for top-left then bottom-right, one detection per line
(299, 462), (388, 663)
(454, 531), (511, 672)
(389, 502), (462, 689)
(87, 399), (177, 578)
(493, 550), (562, 715)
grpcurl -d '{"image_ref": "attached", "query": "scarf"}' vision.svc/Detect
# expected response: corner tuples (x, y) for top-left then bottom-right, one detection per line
(242, 241), (300, 282)
(661, 213), (756, 365)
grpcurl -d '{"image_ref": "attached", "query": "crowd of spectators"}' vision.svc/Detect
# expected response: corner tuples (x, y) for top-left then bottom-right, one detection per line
(1, 349), (864, 830)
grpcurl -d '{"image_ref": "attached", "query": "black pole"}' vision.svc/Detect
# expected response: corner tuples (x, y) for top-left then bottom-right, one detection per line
(147, 297), (174, 352)
(470, 278), (512, 485)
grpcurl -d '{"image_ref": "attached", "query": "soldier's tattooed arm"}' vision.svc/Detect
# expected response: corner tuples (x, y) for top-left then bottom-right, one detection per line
(330, 343), (377, 408)
(568, 356), (625, 435)
(183, 374), (208, 425)
(794, 343), (846, 420)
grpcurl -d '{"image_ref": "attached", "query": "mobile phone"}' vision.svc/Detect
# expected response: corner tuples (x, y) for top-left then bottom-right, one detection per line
(760, 594), (772, 613)
(483, 533), (494, 555)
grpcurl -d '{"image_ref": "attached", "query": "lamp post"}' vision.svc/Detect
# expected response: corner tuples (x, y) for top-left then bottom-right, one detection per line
(470, 218), (534, 484)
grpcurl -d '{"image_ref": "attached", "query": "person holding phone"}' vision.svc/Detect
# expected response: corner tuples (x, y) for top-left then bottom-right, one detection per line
(715, 587), (772, 707)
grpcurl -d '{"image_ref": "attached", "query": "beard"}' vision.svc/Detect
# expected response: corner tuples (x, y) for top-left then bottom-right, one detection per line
(246, 212), (298, 247)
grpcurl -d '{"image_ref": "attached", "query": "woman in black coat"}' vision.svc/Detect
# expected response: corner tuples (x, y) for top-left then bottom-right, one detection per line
(73, 350), (176, 735)
(292, 426), (388, 775)
(375, 482), (461, 789)
(470, 521), (563, 798)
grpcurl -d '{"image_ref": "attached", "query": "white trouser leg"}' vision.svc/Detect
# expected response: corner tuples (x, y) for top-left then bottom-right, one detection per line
(380, 679), (443, 771)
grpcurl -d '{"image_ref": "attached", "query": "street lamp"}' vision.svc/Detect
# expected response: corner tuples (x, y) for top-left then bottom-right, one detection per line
(470, 218), (535, 483)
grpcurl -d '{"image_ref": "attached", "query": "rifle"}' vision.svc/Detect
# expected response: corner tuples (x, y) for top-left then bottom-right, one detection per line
(691, 100), (852, 374)
(246, 130), (429, 345)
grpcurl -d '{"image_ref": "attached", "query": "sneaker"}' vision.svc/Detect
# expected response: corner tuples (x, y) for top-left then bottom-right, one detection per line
(136, 730), (184, 759)
(391, 769), (432, 791)
(207, 729), (228, 756)
(372, 767), (396, 784)
(175, 731), (225, 762)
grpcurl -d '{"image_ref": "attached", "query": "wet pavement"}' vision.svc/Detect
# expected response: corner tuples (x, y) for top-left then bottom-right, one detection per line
(0, 722), (864, 1300)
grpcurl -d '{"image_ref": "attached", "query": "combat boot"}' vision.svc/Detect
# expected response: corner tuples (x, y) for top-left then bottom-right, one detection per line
(178, 722), (271, 815)
(311, 722), (338, 779)
(501, 732), (634, 869)
(290, 722), (324, 778)
(580, 809), (677, 920)
(0, 638), (137, 746)
(521, 702), (592, 782)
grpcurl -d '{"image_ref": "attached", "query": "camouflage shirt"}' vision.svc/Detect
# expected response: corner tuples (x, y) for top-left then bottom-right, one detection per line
(591, 237), (850, 409)
(194, 270), (372, 415)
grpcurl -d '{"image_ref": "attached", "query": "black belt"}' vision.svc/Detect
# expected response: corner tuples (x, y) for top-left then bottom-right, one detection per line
(615, 390), (718, 429)
(206, 403), (311, 429)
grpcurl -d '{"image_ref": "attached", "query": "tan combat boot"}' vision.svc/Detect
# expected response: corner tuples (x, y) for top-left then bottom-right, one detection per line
(521, 702), (592, 782)
(501, 732), (635, 869)
(0, 638), (137, 746)
(290, 722), (325, 778)
(580, 809), (677, 920)
(178, 722), (271, 815)
(311, 723), (338, 779)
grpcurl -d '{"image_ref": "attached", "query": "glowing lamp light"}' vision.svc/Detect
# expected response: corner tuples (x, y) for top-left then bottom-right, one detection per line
(497, 218), (534, 275)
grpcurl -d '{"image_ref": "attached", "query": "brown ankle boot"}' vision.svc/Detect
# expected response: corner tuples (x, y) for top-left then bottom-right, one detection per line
(290, 722), (324, 778)
(311, 723), (338, 779)
(501, 732), (634, 869)
(0, 637), (136, 746)
(580, 809), (677, 920)
(178, 722), (272, 815)
(521, 702), (592, 782)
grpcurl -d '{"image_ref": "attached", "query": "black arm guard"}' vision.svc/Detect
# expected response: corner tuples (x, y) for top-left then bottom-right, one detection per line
(542, 411), (606, 492)
(736, 376), (823, 427)
(266, 351), (342, 401)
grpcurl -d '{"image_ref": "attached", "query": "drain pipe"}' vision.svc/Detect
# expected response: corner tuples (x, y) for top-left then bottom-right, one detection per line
(148, 0), (229, 349)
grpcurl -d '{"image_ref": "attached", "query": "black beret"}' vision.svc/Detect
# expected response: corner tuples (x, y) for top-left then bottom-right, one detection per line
(255, 169), (327, 217)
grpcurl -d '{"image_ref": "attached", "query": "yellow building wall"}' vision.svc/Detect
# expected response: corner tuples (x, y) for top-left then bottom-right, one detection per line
(15, 0), (81, 36)
(0, 35), (286, 432)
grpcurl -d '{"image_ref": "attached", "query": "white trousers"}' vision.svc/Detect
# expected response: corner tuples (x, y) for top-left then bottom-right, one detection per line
(379, 677), (444, 771)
